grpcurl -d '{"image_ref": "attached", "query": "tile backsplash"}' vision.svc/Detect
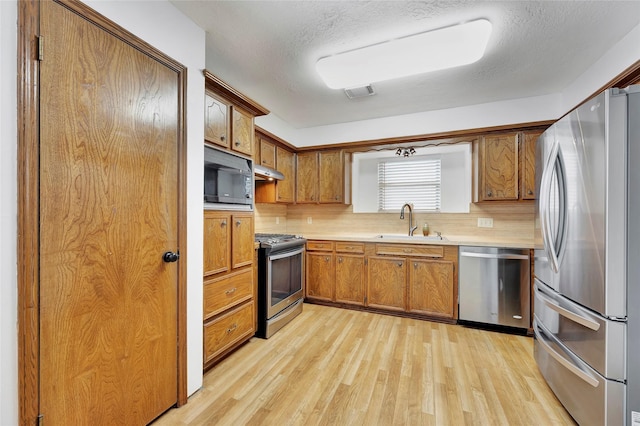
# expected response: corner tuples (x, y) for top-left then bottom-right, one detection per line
(255, 202), (534, 243)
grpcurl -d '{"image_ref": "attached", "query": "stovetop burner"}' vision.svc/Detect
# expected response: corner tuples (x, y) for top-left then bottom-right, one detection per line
(255, 233), (306, 250)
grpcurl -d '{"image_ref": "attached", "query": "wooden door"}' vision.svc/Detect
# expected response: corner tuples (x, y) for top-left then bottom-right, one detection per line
(335, 254), (365, 305)
(205, 92), (229, 148)
(231, 107), (254, 156)
(38, 2), (181, 424)
(259, 138), (276, 168)
(319, 150), (344, 203)
(480, 133), (519, 201)
(521, 131), (541, 200)
(296, 152), (318, 203)
(367, 257), (406, 311)
(306, 252), (334, 301)
(276, 147), (295, 203)
(408, 259), (455, 318)
(203, 212), (230, 276)
(231, 213), (254, 269)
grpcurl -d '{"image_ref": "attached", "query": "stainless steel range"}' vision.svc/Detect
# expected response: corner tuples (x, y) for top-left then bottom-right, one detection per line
(255, 233), (306, 338)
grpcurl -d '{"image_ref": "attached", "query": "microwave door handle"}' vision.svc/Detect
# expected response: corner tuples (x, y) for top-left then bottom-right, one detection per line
(540, 142), (560, 273)
(534, 321), (599, 388)
(534, 285), (600, 331)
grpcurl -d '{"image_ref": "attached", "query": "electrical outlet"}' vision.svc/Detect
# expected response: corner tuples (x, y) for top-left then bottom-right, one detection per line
(307, 217), (313, 224)
(477, 217), (494, 228)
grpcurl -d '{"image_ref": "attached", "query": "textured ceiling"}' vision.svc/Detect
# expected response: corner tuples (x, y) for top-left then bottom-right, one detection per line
(170, 1), (640, 129)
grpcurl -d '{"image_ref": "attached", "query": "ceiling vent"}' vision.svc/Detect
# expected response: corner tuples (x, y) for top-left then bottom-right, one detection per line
(344, 84), (375, 99)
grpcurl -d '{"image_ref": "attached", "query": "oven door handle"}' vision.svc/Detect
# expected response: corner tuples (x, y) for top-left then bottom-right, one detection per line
(268, 246), (305, 261)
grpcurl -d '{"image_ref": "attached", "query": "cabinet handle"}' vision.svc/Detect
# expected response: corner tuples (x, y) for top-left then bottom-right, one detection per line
(338, 257), (343, 263)
(397, 262), (403, 267)
(335, 195), (339, 200)
(325, 257), (330, 262)
(220, 136), (225, 142)
(225, 287), (237, 295)
(487, 191), (493, 197)
(226, 323), (238, 334)
(235, 140), (241, 146)
(528, 190), (534, 195)
(414, 263), (418, 268)
(221, 220), (227, 227)
(236, 220), (242, 226)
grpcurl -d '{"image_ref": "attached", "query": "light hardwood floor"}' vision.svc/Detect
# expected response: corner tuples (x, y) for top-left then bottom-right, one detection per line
(155, 304), (575, 425)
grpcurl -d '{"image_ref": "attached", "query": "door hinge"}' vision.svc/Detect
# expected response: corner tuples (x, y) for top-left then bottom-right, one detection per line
(37, 414), (44, 426)
(37, 35), (44, 61)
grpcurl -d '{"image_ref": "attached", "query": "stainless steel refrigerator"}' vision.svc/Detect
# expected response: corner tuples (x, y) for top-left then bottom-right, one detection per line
(534, 84), (639, 425)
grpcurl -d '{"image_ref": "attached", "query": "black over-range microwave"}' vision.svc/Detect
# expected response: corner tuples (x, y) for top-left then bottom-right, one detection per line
(204, 145), (253, 210)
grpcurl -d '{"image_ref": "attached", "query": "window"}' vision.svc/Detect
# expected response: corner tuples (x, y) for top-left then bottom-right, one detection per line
(378, 158), (441, 211)
(351, 143), (471, 213)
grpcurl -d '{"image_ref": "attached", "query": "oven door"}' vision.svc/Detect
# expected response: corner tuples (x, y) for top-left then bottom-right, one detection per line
(267, 246), (304, 319)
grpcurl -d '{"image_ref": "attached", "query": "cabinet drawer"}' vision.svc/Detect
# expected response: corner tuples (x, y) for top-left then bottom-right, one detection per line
(204, 268), (253, 320)
(307, 241), (334, 251)
(204, 301), (255, 364)
(376, 244), (444, 258)
(335, 242), (364, 254)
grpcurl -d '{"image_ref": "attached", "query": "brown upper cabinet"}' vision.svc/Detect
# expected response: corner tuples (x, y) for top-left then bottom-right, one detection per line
(474, 130), (543, 202)
(258, 136), (276, 168)
(521, 131), (541, 200)
(231, 107), (254, 156)
(296, 150), (351, 204)
(204, 91), (229, 149)
(254, 131), (296, 204)
(204, 70), (269, 157)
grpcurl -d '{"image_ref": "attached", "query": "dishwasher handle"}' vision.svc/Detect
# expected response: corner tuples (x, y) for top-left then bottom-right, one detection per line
(460, 252), (529, 260)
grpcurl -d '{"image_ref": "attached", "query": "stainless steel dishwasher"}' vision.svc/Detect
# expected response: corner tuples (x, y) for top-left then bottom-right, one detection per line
(458, 246), (530, 329)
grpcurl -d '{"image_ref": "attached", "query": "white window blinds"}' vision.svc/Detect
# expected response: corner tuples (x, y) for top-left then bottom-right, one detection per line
(378, 158), (441, 211)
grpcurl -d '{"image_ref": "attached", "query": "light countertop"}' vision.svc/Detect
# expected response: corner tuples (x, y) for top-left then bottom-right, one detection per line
(299, 233), (534, 249)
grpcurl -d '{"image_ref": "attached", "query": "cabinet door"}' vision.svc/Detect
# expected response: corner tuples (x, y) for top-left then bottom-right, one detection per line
(204, 92), (229, 148)
(276, 147), (295, 203)
(481, 133), (519, 201)
(231, 213), (254, 269)
(367, 256), (406, 311)
(259, 138), (276, 168)
(306, 252), (334, 301)
(409, 259), (455, 319)
(335, 254), (365, 305)
(231, 107), (253, 156)
(296, 152), (318, 203)
(203, 211), (230, 276)
(319, 150), (344, 203)
(521, 131), (540, 200)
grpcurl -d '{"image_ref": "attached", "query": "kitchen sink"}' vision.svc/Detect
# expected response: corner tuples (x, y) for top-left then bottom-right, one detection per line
(374, 234), (447, 241)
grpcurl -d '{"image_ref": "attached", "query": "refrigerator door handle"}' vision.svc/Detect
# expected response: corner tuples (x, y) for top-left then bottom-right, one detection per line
(534, 320), (599, 387)
(539, 142), (567, 273)
(534, 284), (601, 331)
(539, 143), (559, 273)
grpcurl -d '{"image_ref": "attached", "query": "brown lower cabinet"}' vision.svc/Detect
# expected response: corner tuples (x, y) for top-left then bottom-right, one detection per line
(305, 240), (458, 321)
(203, 210), (255, 370)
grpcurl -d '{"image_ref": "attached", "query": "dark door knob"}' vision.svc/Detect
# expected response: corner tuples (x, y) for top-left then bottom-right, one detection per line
(163, 251), (180, 263)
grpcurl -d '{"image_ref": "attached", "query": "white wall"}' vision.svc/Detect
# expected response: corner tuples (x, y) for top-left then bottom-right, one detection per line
(0, 1), (18, 424)
(84, 0), (206, 398)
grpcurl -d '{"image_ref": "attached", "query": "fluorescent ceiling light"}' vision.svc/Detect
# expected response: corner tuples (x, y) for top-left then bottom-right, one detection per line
(316, 19), (492, 89)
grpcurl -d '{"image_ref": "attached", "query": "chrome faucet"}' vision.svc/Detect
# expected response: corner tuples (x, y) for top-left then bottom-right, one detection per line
(400, 203), (418, 236)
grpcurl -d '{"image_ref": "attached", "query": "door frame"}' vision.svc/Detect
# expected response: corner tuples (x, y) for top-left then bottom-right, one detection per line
(17, 1), (188, 423)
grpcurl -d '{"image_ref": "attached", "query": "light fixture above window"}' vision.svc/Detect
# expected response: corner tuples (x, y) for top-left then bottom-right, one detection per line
(316, 19), (492, 89)
(396, 147), (416, 157)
